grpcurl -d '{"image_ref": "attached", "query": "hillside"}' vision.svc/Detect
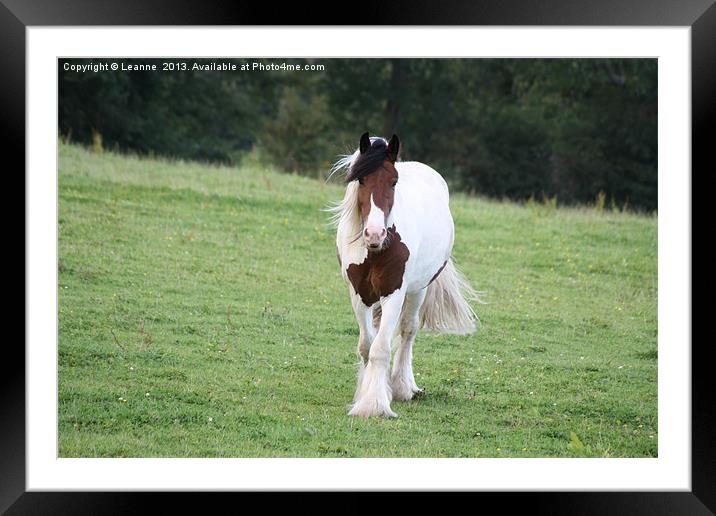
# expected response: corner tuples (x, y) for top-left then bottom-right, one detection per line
(58, 143), (657, 457)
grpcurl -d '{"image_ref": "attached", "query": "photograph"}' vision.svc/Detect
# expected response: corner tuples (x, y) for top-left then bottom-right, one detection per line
(57, 57), (658, 458)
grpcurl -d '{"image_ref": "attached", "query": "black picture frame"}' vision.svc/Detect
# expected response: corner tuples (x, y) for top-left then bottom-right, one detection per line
(7, 0), (711, 513)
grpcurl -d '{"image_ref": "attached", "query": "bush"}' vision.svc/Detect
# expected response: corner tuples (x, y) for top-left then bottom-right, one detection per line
(257, 87), (332, 177)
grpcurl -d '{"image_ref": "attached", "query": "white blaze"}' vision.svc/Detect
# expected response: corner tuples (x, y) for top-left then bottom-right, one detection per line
(364, 194), (386, 236)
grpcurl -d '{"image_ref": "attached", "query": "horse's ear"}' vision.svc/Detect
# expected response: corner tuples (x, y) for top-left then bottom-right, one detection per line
(387, 134), (400, 163)
(359, 132), (371, 154)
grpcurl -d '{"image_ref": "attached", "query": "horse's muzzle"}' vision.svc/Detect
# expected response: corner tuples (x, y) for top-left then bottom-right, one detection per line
(364, 226), (386, 251)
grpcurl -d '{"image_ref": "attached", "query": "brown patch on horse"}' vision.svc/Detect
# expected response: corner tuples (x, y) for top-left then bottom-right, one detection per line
(347, 225), (410, 306)
(427, 260), (448, 287)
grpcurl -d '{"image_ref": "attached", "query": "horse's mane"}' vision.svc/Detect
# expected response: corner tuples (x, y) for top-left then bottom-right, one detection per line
(345, 138), (389, 183)
(326, 136), (389, 184)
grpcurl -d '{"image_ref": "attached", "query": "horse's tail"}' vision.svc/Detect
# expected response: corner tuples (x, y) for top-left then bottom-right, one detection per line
(419, 257), (482, 335)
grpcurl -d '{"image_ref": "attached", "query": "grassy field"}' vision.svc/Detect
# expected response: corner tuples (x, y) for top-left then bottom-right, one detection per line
(58, 142), (658, 457)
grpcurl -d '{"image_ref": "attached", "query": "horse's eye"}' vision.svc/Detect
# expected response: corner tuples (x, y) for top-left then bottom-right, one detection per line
(358, 178), (364, 186)
(391, 181), (397, 189)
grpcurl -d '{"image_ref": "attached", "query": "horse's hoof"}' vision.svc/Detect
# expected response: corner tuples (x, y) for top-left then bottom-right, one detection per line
(348, 400), (397, 418)
(391, 379), (424, 402)
(391, 389), (414, 402)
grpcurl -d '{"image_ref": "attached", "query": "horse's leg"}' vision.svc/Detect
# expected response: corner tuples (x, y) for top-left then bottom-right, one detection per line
(391, 288), (426, 401)
(350, 292), (376, 401)
(349, 287), (406, 418)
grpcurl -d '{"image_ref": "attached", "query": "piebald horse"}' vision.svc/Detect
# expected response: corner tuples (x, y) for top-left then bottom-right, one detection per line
(330, 132), (480, 418)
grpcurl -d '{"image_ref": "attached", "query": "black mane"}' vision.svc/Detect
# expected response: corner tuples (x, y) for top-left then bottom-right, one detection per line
(345, 138), (389, 183)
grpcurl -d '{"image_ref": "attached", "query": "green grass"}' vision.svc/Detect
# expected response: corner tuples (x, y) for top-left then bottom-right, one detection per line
(58, 142), (657, 458)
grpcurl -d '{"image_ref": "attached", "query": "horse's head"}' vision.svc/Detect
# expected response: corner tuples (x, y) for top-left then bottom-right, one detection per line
(346, 132), (400, 252)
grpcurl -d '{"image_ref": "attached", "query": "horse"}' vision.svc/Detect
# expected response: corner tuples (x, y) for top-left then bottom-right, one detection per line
(329, 132), (480, 418)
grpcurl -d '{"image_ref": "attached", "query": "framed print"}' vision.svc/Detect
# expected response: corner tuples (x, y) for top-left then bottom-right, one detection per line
(8, 0), (711, 513)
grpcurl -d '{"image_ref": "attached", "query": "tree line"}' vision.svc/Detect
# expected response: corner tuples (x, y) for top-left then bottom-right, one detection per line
(59, 58), (657, 211)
